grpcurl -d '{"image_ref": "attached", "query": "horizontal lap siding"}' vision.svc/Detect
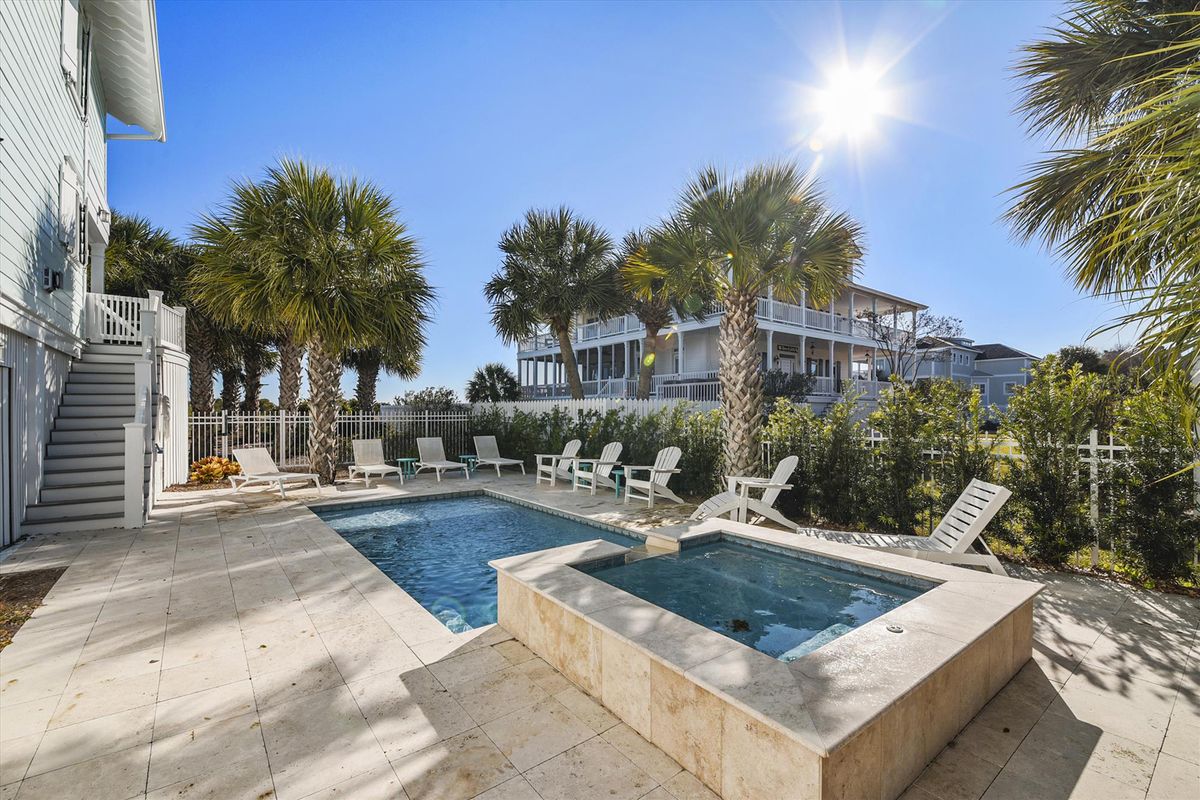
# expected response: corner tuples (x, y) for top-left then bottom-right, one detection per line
(0, 0), (94, 338)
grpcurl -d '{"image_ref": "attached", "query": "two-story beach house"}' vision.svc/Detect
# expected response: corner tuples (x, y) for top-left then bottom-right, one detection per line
(1, 0), (187, 546)
(892, 336), (1040, 413)
(515, 282), (926, 411)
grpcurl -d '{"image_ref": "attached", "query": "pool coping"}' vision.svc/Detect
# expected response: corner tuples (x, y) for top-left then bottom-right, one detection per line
(489, 516), (1041, 797)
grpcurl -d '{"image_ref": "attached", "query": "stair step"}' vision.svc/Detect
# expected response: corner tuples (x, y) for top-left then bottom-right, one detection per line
(78, 352), (140, 365)
(20, 515), (126, 535)
(83, 343), (142, 357)
(47, 441), (124, 458)
(58, 404), (134, 418)
(49, 429), (126, 444)
(40, 482), (125, 503)
(24, 497), (125, 521)
(68, 372), (135, 385)
(71, 361), (135, 374)
(61, 393), (135, 406)
(55, 417), (133, 431)
(44, 453), (148, 471)
(43, 466), (149, 487)
(62, 385), (137, 397)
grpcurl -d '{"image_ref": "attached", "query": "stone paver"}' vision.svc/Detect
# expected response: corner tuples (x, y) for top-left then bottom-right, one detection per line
(0, 472), (1196, 799)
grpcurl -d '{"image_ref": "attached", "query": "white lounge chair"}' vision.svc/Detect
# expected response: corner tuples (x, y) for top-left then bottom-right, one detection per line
(797, 479), (1012, 575)
(415, 437), (470, 482)
(474, 436), (525, 477)
(229, 447), (321, 498)
(572, 442), (623, 495)
(624, 446), (683, 508)
(349, 439), (404, 489)
(535, 439), (582, 487)
(691, 455), (799, 530)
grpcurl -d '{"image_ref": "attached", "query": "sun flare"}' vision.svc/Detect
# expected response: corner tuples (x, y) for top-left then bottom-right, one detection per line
(810, 66), (891, 147)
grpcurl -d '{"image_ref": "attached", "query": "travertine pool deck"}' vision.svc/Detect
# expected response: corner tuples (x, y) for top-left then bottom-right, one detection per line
(1, 471), (1197, 799)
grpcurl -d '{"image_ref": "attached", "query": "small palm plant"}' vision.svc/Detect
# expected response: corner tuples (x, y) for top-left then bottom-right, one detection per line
(191, 158), (434, 481)
(625, 162), (863, 475)
(485, 208), (625, 400)
(466, 363), (522, 403)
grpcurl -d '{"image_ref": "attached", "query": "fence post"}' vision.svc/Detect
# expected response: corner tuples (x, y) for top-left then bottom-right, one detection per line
(221, 410), (228, 458)
(278, 410), (286, 466)
(1089, 427), (1100, 568)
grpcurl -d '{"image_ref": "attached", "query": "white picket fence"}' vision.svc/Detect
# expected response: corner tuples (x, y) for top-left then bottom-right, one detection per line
(189, 411), (474, 470)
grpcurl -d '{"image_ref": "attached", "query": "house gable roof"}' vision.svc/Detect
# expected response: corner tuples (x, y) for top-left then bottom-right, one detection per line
(975, 343), (1037, 360)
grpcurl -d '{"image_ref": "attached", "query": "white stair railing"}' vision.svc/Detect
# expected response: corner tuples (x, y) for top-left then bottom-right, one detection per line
(123, 305), (157, 529)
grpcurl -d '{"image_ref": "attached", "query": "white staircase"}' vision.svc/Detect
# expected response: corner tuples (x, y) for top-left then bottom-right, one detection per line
(21, 344), (152, 535)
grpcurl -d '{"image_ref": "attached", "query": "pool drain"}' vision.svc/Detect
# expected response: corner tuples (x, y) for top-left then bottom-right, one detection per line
(886, 624), (904, 634)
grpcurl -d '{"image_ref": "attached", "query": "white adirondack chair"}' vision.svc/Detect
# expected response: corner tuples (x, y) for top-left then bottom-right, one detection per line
(572, 442), (623, 495)
(414, 437), (470, 482)
(691, 455), (799, 530)
(229, 447), (321, 498)
(474, 436), (525, 477)
(797, 479), (1012, 575)
(624, 446), (683, 508)
(535, 439), (582, 487)
(348, 439), (403, 488)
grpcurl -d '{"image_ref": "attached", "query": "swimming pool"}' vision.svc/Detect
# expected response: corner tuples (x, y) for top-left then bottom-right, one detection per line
(314, 496), (641, 632)
(582, 539), (929, 660)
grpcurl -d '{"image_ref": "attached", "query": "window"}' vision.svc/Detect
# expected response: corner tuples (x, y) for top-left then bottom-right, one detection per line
(1004, 381), (1020, 395)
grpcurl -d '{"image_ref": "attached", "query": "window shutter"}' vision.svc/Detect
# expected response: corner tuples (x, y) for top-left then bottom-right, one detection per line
(60, 0), (79, 86)
(58, 160), (81, 258)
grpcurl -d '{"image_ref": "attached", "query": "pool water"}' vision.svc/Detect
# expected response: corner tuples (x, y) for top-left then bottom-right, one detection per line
(314, 496), (640, 632)
(584, 540), (928, 661)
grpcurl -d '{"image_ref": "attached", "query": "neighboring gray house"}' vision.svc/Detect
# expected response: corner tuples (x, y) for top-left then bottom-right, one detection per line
(1, 0), (185, 546)
(894, 337), (1039, 414)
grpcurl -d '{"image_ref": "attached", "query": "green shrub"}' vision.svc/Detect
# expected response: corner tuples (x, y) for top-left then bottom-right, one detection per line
(867, 380), (927, 534)
(189, 456), (241, 484)
(923, 380), (994, 520)
(1108, 377), (1200, 580)
(764, 399), (822, 520)
(1001, 357), (1110, 564)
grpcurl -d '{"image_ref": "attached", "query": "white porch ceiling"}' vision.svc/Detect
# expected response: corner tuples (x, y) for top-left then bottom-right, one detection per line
(87, 0), (166, 141)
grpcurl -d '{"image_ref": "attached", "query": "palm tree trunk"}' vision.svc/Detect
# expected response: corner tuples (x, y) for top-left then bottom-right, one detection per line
(188, 332), (215, 414)
(241, 350), (264, 414)
(637, 325), (660, 400)
(554, 324), (585, 399)
(220, 368), (241, 413)
(307, 336), (341, 482)
(719, 287), (763, 476)
(354, 352), (381, 412)
(278, 336), (303, 412)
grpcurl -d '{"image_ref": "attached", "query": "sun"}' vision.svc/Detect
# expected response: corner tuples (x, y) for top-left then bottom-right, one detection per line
(810, 66), (891, 147)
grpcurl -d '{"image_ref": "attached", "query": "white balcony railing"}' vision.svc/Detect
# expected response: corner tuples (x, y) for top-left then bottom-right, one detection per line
(85, 290), (186, 352)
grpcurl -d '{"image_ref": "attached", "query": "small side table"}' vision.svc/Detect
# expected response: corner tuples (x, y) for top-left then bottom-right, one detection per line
(610, 467), (624, 498)
(457, 455), (478, 473)
(395, 457), (418, 477)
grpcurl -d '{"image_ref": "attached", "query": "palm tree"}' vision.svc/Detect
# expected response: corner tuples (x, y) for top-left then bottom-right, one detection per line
(618, 228), (711, 399)
(342, 347), (418, 412)
(465, 363), (522, 403)
(191, 158), (434, 481)
(1008, 2), (1200, 405)
(485, 208), (624, 399)
(625, 163), (863, 475)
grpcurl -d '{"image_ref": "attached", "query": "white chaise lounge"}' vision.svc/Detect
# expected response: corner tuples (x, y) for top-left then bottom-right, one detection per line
(229, 447), (321, 498)
(349, 439), (404, 489)
(691, 455), (799, 530)
(572, 442), (623, 495)
(415, 437), (470, 482)
(474, 436), (525, 477)
(624, 446), (683, 508)
(535, 439), (582, 487)
(797, 478), (1012, 575)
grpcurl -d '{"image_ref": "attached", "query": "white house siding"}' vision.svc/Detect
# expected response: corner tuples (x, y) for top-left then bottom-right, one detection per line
(0, 0), (104, 543)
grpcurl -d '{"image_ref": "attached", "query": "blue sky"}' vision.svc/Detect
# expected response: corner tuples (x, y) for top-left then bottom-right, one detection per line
(109, 0), (1117, 403)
